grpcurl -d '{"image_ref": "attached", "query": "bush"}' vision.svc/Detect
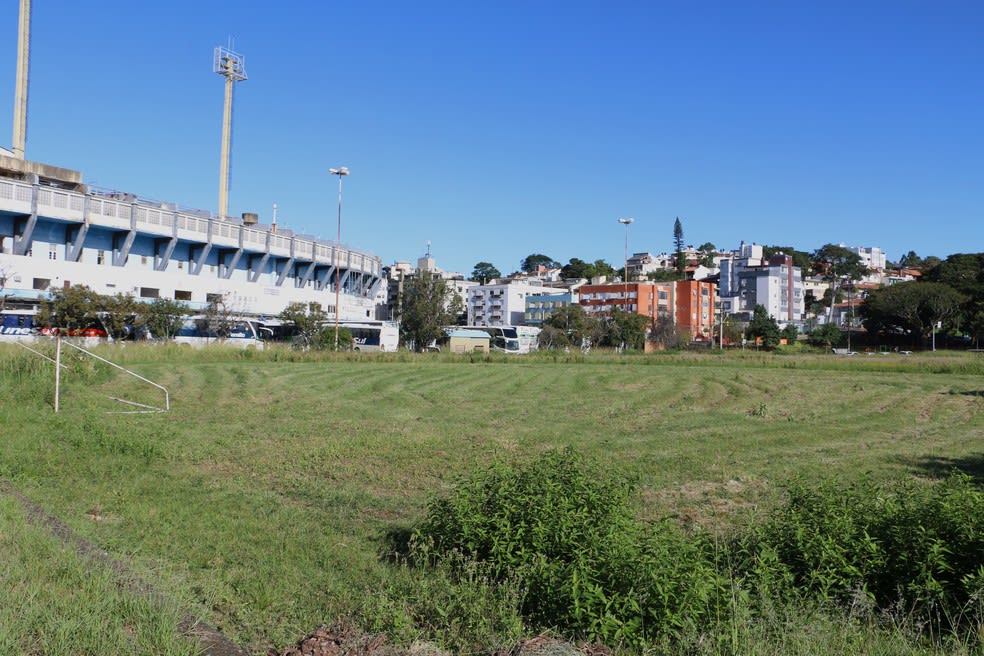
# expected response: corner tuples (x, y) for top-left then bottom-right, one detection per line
(745, 475), (984, 632)
(410, 448), (724, 647)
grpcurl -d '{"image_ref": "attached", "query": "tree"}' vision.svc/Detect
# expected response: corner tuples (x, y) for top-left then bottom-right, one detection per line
(99, 293), (140, 341)
(605, 307), (648, 350)
(647, 269), (679, 282)
(469, 262), (501, 283)
(745, 305), (781, 350)
(520, 254), (559, 274)
(649, 315), (685, 350)
(199, 294), (242, 341)
(860, 281), (966, 346)
(38, 284), (103, 332)
(0, 264), (13, 312)
(898, 250), (923, 269)
(781, 323), (799, 345)
(811, 244), (869, 323)
(807, 323), (844, 349)
(399, 275), (462, 351)
(543, 304), (597, 349)
(762, 245), (812, 272)
(142, 298), (189, 340)
(560, 258), (617, 281)
(278, 301), (335, 349)
(923, 253), (984, 343)
(673, 217), (685, 279)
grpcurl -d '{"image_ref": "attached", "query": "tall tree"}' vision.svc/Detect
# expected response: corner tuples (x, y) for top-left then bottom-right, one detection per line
(673, 217), (685, 279)
(399, 275), (462, 351)
(469, 262), (501, 283)
(811, 244), (869, 323)
(520, 254), (560, 273)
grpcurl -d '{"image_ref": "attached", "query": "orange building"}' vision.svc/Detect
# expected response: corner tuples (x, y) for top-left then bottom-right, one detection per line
(578, 279), (716, 340)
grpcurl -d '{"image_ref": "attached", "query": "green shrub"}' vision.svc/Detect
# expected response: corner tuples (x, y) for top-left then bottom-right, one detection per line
(410, 448), (725, 648)
(747, 474), (984, 634)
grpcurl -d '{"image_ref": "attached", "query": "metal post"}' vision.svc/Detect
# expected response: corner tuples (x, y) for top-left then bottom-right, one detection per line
(54, 334), (61, 412)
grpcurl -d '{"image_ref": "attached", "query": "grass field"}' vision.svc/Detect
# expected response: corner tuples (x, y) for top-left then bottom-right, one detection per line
(2, 343), (983, 654)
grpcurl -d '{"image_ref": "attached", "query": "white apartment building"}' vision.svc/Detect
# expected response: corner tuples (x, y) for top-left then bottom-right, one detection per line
(467, 280), (560, 326)
(719, 244), (804, 327)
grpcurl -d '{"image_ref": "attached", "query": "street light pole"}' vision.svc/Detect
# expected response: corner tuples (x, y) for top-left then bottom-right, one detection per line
(329, 166), (349, 349)
(617, 218), (633, 313)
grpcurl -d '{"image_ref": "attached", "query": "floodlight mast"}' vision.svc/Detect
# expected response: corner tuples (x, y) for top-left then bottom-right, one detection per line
(214, 46), (247, 220)
(11, 0), (31, 159)
(618, 218), (634, 313)
(330, 167), (350, 349)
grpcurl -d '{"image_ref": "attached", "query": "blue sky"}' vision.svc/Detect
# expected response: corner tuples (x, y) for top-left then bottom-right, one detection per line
(2, 1), (981, 275)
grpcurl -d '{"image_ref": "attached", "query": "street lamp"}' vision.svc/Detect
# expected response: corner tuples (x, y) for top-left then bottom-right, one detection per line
(330, 166), (349, 349)
(617, 218), (634, 313)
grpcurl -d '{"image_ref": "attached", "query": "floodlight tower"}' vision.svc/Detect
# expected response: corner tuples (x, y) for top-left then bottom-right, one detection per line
(11, 0), (31, 159)
(213, 46), (247, 219)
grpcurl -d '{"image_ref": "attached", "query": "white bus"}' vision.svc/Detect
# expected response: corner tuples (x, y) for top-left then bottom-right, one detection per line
(173, 316), (265, 349)
(458, 325), (540, 354)
(345, 320), (399, 352)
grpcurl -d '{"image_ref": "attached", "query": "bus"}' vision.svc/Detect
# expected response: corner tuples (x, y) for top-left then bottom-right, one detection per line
(458, 325), (541, 354)
(345, 320), (399, 352)
(173, 316), (265, 349)
(256, 318), (399, 352)
(0, 310), (40, 342)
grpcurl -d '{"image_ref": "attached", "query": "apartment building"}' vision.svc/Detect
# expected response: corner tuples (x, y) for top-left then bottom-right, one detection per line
(467, 280), (559, 326)
(577, 279), (716, 340)
(719, 244), (804, 327)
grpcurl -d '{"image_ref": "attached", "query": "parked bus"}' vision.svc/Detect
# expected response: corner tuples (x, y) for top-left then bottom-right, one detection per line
(457, 325), (540, 354)
(0, 310), (40, 342)
(0, 310), (110, 344)
(173, 316), (265, 349)
(345, 320), (400, 352)
(256, 318), (399, 352)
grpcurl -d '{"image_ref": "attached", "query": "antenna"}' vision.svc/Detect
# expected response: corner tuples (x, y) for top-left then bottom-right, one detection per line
(426, 240), (432, 257)
(214, 46), (247, 220)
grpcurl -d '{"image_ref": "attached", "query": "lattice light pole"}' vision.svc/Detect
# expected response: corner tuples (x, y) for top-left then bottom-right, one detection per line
(214, 46), (247, 220)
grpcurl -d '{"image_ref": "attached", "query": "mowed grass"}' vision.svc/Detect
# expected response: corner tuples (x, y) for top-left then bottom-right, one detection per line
(1, 344), (984, 654)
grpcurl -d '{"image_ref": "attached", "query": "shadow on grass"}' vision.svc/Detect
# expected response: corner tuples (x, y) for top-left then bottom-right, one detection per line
(377, 524), (414, 564)
(903, 452), (984, 485)
(947, 389), (984, 397)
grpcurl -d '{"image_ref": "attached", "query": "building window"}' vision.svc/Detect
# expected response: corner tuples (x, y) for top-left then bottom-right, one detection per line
(175, 290), (192, 301)
(49, 245), (58, 260)
(97, 250), (105, 265)
(33, 277), (50, 290)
